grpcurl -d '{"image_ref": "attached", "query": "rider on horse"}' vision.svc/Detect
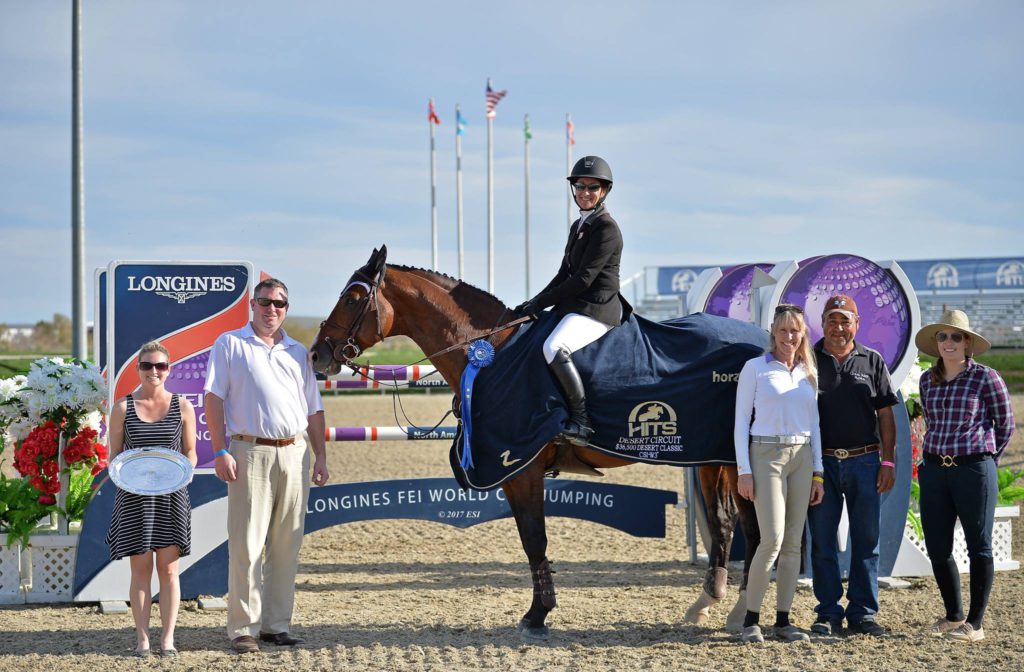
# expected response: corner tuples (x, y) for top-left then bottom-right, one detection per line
(514, 155), (629, 447)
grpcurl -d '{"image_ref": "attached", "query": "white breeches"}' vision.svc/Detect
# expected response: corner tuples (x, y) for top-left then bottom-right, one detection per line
(542, 313), (612, 364)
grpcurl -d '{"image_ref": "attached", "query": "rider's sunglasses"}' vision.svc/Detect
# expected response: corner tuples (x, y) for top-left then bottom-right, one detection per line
(254, 297), (288, 309)
(138, 361), (169, 372)
(775, 304), (804, 315)
(935, 331), (965, 343)
(571, 182), (603, 193)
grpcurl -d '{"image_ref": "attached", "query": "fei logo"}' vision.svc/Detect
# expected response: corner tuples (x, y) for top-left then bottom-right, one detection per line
(126, 275), (238, 304)
(627, 401), (677, 438)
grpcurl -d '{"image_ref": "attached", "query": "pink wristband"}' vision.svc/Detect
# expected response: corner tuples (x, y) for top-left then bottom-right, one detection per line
(880, 460), (895, 468)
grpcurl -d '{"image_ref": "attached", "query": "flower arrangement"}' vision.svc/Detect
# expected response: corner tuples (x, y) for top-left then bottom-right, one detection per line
(12, 421), (107, 504)
(899, 357), (926, 421)
(0, 357), (107, 548)
(900, 358), (927, 538)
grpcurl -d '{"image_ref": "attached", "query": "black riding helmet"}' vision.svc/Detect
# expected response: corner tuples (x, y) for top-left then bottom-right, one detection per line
(567, 155), (613, 209)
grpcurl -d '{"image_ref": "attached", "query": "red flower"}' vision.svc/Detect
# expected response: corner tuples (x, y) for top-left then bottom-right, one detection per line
(42, 460), (59, 477)
(38, 494), (56, 506)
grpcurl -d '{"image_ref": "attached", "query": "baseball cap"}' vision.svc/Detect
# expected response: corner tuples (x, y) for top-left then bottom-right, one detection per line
(822, 294), (858, 319)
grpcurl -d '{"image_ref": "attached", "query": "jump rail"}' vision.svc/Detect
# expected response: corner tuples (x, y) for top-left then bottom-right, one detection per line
(321, 366), (455, 442)
(318, 364), (449, 391)
(326, 426), (457, 441)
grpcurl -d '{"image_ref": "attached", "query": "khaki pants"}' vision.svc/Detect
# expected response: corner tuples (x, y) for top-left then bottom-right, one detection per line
(226, 435), (310, 639)
(745, 439), (813, 616)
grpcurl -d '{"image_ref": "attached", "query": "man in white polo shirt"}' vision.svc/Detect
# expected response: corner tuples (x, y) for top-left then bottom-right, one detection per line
(204, 278), (329, 654)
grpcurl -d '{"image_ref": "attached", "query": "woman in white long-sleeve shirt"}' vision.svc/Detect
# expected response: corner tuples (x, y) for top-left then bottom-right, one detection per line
(734, 304), (825, 643)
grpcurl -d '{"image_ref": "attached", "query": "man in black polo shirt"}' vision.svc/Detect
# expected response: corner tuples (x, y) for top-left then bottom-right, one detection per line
(808, 294), (897, 637)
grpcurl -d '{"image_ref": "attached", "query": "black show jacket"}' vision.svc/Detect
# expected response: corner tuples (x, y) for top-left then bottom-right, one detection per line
(530, 206), (631, 327)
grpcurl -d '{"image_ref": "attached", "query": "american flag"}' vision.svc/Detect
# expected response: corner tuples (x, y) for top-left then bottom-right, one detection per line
(428, 99), (441, 125)
(485, 79), (507, 119)
(566, 116), (575, 146)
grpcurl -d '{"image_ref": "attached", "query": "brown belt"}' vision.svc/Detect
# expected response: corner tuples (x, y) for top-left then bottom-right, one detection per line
(231, 434), (296, 447)
(822, 444), (879, 460)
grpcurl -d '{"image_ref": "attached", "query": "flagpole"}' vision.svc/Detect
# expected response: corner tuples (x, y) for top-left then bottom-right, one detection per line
(487, 106), (494, 293)
(455, 104), (464, 279)
(429, 99), (438, 271)
(484, 78), (506, 293)
(71, 0), (87, 361)
(566, 113), (573, 231)
(524, 114), (531, 299)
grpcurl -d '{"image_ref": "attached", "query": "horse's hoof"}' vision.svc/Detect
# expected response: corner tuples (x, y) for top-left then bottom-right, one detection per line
(683, 589), (718, 625)
(683, 606), (710, 625)
(517, 619), (550, 642)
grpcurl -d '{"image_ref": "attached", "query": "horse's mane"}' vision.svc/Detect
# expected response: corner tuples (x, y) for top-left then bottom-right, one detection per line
(389, 264), (509, 310)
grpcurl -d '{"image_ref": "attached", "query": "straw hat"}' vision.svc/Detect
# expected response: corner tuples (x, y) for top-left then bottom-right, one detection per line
(914, 309), (991, 358)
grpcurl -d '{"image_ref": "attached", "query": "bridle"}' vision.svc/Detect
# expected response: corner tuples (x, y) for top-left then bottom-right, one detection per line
(318, 265), (534, 378)
(318, 268), (385, 368)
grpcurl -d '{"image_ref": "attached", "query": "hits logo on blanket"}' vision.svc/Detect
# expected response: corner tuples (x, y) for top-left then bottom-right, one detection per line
(626, 401), (678, 438)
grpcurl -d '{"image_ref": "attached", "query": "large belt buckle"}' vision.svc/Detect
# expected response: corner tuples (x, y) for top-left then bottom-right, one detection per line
(833, 448), (849, 460)
(940, 454), (957, 467)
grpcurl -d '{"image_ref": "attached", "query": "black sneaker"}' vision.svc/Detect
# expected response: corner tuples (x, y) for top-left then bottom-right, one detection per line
(810, 616), (843, 636)
(848, 617), (886, 637)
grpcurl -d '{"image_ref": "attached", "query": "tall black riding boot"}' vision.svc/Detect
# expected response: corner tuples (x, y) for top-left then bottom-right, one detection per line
(547, 349), (594, 446)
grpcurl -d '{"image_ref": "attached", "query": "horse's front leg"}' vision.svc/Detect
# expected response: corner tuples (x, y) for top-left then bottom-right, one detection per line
(684, 465), (737, 625)
(502, 448), (556, 641)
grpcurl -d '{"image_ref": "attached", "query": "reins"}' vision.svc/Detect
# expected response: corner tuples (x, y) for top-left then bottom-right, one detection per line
(322, 310), (533, 437)
(406, 314), (533, 366)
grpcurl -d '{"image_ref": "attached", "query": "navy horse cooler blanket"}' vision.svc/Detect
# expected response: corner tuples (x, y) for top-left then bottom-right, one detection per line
(450, 312), (769, 490)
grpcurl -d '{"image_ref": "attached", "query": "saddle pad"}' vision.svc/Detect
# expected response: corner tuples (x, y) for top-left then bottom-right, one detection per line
(450, 311), (768, 490)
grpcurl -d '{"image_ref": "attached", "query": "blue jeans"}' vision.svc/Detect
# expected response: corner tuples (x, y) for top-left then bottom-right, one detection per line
(807, 452), (880, 623)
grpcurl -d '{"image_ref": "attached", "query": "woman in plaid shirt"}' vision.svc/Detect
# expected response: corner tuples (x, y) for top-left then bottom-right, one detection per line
(915, 309), (1015, 643)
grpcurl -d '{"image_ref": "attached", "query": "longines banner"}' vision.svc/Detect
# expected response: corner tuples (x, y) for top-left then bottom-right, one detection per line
(106, 261), (254, 466)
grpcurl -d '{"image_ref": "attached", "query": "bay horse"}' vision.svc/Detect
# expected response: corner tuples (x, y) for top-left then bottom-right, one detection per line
(311, 246), (759, 639)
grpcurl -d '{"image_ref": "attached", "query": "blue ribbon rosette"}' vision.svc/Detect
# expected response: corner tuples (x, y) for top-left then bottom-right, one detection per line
(458, 339), (495, 469)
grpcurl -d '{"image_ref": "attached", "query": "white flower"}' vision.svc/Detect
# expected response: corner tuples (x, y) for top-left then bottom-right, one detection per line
(0, 358), (107, 446)
(899, 357), (926, 401)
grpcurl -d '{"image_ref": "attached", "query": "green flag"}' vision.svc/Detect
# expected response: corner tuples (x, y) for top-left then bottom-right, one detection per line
(523, 115), (532, 140)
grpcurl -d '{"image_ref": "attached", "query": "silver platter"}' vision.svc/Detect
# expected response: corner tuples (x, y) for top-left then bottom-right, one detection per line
(108, 446), (193, 496)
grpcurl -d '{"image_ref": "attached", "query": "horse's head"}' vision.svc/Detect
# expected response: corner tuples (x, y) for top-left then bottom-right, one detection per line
(311, 245), (394, 375)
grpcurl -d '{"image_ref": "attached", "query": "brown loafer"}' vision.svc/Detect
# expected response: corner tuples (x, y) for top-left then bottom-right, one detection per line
(231, 635), (260, 654)
(259, 632), (304, 646)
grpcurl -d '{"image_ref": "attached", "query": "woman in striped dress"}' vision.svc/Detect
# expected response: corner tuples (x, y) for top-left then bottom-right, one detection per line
(106, 340), (197, 657)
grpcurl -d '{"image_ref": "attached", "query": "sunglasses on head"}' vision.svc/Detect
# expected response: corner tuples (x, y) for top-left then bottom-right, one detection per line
(254, 297), (288, 309)
(139, 361), (169, 372)
(775, 304), (804, 315)
(936, 331), (965, 343)
(571, 182), (602, 193)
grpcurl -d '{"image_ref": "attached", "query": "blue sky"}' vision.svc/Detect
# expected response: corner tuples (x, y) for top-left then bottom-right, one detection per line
(2, 1), (1022, 324)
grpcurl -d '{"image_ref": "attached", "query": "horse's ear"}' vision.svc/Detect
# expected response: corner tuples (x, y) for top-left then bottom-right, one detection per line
(373, 245), (388, 281)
